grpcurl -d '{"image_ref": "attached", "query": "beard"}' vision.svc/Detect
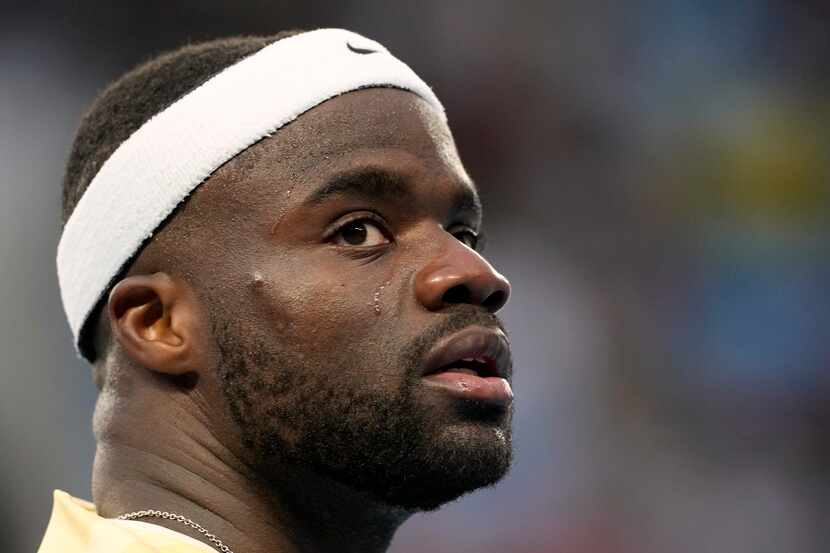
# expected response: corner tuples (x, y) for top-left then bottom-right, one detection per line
(212, 305), (513, 511)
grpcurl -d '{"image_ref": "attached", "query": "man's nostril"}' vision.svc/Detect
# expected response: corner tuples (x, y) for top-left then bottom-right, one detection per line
(442, 285), (471, 305)
(482, 290), (507, 312)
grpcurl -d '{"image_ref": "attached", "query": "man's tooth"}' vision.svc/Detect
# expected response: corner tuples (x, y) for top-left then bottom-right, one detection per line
(444, 367), (478, 376)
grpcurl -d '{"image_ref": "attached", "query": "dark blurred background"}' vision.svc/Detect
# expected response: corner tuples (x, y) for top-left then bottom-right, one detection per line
(2, 1), (829, 551)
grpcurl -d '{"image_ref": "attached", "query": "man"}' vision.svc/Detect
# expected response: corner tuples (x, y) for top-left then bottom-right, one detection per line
(40, 28), (513, 553)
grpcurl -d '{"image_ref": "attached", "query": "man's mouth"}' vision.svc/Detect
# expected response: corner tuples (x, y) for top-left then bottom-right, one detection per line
(421, 326), (513, 406)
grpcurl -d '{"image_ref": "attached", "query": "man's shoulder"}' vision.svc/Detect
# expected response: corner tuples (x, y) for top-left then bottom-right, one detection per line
(38, 491), (213, 553)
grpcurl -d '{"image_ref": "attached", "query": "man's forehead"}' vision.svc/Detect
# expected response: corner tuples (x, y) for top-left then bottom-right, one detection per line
(206, 87), (473, 208)
(284, 88), (463, 168)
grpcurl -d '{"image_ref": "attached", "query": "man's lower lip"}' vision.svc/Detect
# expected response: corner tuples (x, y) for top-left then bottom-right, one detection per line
(421, 372), (513, 406)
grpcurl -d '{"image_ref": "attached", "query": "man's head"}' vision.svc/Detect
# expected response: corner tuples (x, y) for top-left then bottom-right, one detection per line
(62, 30), (513, 512)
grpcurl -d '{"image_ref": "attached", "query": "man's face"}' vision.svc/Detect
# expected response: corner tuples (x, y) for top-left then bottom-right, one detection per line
(186, 88), (512, 510)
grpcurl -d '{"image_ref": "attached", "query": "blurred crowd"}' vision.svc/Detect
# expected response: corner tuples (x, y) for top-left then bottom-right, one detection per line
(1, 1), (828, 551)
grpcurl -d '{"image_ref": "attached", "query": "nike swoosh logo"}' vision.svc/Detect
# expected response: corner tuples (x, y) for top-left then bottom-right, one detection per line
(347, 42), (378, 55)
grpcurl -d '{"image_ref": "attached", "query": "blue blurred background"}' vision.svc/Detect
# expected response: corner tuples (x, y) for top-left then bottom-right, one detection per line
(2, 1), (829, 551)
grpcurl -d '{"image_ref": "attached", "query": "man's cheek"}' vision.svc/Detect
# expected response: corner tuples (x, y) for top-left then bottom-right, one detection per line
(274, 280), (383, 336)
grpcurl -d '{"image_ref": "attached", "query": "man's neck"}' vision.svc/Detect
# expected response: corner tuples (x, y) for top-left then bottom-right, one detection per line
(91, 390), (409, 553)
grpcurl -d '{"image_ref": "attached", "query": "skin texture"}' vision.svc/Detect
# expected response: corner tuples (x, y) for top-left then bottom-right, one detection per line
(91, 88), (512, 553)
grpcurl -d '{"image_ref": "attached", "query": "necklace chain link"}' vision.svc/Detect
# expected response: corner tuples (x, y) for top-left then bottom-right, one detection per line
(117, 510), (234, 553)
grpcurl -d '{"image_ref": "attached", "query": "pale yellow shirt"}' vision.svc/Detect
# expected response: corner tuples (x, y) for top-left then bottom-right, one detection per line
(38, 490), (215, 553)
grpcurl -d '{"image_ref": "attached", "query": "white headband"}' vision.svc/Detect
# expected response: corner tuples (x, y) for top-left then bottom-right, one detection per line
(57, 28), (445, 357)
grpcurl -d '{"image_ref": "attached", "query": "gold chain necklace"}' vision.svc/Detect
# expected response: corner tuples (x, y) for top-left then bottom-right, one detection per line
(117, 510), (235, 553)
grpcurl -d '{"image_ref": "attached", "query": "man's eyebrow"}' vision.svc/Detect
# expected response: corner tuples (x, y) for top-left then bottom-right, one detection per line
(303, 167), (482, 221)
(304, 168), (413, 206)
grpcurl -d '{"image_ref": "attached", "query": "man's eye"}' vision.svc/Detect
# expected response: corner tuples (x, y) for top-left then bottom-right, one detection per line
(452, 229), (479, 250)
(334, 220), (390, 247)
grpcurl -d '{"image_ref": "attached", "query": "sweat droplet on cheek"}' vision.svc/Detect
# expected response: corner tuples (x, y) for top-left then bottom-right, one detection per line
(371, 280), (392, 315)
(243, 271), (304, 338)
(250, 271), (267, 289)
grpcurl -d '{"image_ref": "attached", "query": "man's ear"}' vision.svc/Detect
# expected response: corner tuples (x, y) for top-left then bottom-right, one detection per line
(107, 273), (206, 375)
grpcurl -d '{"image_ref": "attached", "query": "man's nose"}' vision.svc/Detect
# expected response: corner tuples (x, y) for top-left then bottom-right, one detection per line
(414, 236), (511, 314)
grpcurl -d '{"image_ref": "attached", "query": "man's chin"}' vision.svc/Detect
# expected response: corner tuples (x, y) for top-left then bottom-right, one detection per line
(365, 421), (513, 511)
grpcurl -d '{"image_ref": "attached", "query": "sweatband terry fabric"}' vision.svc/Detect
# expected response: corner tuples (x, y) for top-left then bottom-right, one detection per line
(57, 28), (446, 358)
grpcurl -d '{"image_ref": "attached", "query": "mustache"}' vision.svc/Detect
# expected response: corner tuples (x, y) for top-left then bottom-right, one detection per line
(399, 305), (509, 378)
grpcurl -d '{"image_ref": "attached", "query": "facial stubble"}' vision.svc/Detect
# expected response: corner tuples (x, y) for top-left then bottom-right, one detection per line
(213, 306), (513, 511)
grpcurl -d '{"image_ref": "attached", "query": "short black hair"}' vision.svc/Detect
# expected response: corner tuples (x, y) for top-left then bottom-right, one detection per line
(62, 30), (305, 365)
(63, 30), (304, 223)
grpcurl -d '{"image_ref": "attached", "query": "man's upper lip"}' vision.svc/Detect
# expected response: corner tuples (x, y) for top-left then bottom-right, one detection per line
(422, 326), (512, 379)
